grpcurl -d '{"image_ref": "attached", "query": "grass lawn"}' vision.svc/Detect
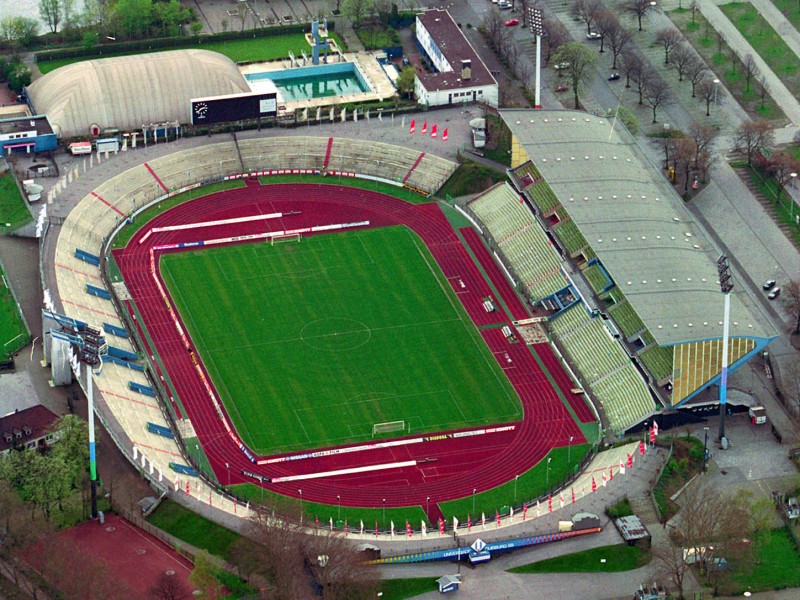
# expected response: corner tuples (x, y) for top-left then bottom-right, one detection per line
(439, 161), (506, 198)
(508, 543), (651, 573)
(732, 528), (800, 593)
(0, 173), (32, 234)
(669, 8), (785, 121)
(0, 264), (29, 361)
(720, 3), (800, 99)
(148, 499), (240, 559)
(439, 444), (591, 523)
(257, 174), (434, 204)
(379, 578), (438, 600)
(112, 180), (245, 249)
(37, 32), (345, 74)
(161, 226), (521, 454)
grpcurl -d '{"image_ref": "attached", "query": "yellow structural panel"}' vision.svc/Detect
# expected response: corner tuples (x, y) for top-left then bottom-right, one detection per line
(511, 134), (529, 169)
(672, 338), (755, 403)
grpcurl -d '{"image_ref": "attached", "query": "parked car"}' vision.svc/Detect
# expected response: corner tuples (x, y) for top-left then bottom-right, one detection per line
(768, 287), (781, 300)
(505, 18), (520, 26)
(762, 279), (776, 290)
(608, 72), (621, 81)
(498, 1), (513, 9)
(586, 31), (602, 40)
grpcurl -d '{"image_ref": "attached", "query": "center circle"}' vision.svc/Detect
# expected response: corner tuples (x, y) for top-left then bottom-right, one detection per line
(300, 317), (371, 352)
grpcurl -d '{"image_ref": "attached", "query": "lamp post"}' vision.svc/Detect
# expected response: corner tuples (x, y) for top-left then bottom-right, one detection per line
(472, 488), (477, 513)
(426, 496), (430, 518)
(514, 475), (519, 502)
(790, 172), (797, 224)
(567, 435), (574, 466)
(225, 462), (230, 487)
(528, 8), (544, 109)
(702, 426), (710, 472)
(717, 254), (734, 442)
(713, 78), (720, 113)
(546, 457), (552, 487)
(337, 495), (341, 521)
(649, 2), (657, 45)
(382, 498), (386, 525)
(298, 489), (303, 524)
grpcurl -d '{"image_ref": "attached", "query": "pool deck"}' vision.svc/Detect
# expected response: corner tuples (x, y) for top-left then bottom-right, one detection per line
(239, 51), (397, 115)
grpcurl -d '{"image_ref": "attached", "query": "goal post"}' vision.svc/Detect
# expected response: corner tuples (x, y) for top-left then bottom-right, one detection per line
(372, 420), (406, 437)
(270, 232), (301, 246)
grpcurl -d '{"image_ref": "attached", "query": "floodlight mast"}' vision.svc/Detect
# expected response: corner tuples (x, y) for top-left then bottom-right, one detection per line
(716, 255), (733, 442)
(528, 8), (544, 109)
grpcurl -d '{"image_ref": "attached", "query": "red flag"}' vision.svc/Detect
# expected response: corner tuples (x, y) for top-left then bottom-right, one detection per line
(602, 472), (607, 486)
(548, 496), (552, 512)
(409, 118), (416, 134)
(345, 520), (349, 536)
(375, 521), (378, 537)
(185, 481), (189, 494)
(572, 488), (576, 504)
(591, 477), (597, 493)
(439, 518), (445, 535)
(468, 515), (472, 532)
(627, 453), (633, 468)
(406, 520), (412, 537)
(421, 121), (427, 134)
(639, 440), (646, 455)
(315, 516), (319, 528)
(609, 465), (614, 481)
(496, 510), (501, 527)
(443, 128), (448, 141)
(209, 491), (212, 506)
(431, 124), (437, 138)
(650, 427), (656, 443)
(653, 421), (659, 436)
(233, 498), (237, 514)
(523, 504), (527, 520)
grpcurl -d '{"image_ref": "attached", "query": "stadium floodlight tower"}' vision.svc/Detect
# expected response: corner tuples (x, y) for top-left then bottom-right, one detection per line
(45, 309), (106, 520)
(716, 254), (733, 442)
(527, 7), (544, 109)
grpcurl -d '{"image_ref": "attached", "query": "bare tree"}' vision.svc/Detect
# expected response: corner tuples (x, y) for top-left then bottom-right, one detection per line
(655, 28), (682, 64)
(544, 18), (570, 63)
(595, 10), (617, 53)
(552, 42), (599, 109)
(302, 531), (381, 600)
(686, 56), (708, 97)
(620, 50), (643, 90)
(766, 150), (800, 200)
(606, 20), (632, 69)
(785, 279), (800, 335)
(688, 120), (718, 169)
(643, 77), (671, 122)
(625, 0), (655, 31)
(690, 0), (699, 24)
(757, 73), (770, 109)
(571, 0), (603, 35)
(670, 44), (694, 81)
(673, 137), (698, 192)
(697, 77), (718, 116)
(653, 542), (693, 599)
(631, 64), (657, 105)
(732, 118), (774, 165)
(742, 53), (759, 93)
(150, 572), (191, 600)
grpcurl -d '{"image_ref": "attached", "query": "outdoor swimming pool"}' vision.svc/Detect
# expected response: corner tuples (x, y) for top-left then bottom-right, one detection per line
(244, 62), (371, 101)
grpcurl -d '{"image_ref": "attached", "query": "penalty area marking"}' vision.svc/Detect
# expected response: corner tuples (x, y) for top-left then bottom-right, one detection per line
(270, 460), (418, 483)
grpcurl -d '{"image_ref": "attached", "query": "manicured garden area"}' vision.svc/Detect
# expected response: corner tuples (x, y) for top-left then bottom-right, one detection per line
(508, 542), (651, 573)
(147, 499), (240, 559)
(0, 172), (32, 234)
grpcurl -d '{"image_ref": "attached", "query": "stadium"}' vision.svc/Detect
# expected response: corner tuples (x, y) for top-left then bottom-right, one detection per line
(42, 109), (774, 537)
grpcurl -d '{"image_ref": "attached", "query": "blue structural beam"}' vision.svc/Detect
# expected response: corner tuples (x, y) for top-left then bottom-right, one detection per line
(103, 322), (129, 338)
(75, 248), (100, 266)
(147, 422), (175, 439)
(108, 345), (138, 361)
(169, 462), (198, 476)
(86, 284), (111, 300)
(104, 355), (144, 371)
(128, 381), (156, 397)
(370, 526), (602, 564)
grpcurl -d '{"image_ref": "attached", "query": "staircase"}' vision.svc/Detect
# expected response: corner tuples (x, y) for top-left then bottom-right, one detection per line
(732, 163), (794, 237)
(629, 495), (661, 526)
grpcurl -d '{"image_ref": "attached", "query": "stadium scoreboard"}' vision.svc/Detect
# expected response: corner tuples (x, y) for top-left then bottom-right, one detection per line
(190, 91), (278, 125)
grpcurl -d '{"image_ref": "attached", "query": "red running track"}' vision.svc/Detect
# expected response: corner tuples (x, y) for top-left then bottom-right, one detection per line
(114, 183), (588, 515)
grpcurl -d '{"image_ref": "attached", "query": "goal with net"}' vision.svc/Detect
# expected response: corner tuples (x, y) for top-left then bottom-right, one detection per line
(372, 420), (406, 437)
(270, 232), (301, 246)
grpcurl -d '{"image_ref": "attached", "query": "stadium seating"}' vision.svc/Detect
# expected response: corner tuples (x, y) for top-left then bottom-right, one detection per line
(468, 183), (565, 301)
(639, 344), (674, 382)
(608, 299), (646, 339)
(549, 306), (654, 432)
(527, 180), (560, 215)
(148, 142), (241, 190)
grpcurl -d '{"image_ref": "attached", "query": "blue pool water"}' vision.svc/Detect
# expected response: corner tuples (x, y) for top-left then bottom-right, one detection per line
(245, 62), (371, 101)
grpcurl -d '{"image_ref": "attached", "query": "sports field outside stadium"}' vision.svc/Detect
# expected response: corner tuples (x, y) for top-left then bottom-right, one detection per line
(161, 225), (522, 456)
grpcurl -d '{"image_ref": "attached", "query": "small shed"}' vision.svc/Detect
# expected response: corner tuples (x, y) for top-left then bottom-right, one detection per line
(436, 574), (461, 593)
(614, 515), (652, 549)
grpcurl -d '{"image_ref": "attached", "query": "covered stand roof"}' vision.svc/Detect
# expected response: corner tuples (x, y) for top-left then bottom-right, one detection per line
(27, 49), (251, 138)
(501, 109), (775, 346)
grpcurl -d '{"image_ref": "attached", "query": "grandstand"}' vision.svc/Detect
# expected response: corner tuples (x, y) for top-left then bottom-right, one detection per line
(500, 108), (776, 416)
(467, 182), (565, 301)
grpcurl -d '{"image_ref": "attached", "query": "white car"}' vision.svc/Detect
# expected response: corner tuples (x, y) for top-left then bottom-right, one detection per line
(586, 32), (602, 40)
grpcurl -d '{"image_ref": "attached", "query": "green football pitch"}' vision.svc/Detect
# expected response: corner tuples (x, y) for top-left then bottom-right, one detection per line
(161, 226), (522, 455)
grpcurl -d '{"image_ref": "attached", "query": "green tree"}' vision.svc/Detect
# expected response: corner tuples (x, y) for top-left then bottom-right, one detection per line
(190, 21), (203, 38)
(40, 0), (64, 34)
(114, 0), (153, 38)
(189, 549), (223, 598)
(154, 0), (191, 37)
(7, 63), (31, 94)
(48, 414), (89, 490)
(396, 65), (416, 99)
(552, 42), (597, 109)
(82, 30), (99, 49)
(342, 0), (373, 27)
(0, 16), (40, 56)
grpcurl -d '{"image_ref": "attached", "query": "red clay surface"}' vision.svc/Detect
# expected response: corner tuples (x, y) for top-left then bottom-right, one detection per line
(114, 183), (590, 519)
(28, 514), (193, 597)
